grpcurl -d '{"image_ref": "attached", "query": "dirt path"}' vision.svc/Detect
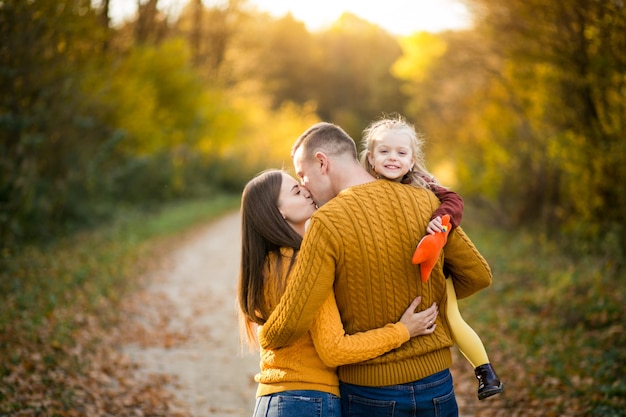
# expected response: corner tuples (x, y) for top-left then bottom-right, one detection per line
(121, 211), (258, 417)
(118, 210), (501, 417)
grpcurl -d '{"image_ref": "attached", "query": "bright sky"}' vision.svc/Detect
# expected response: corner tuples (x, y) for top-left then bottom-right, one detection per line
(109, 0), (472, 35)
(249, 0), (472, 34)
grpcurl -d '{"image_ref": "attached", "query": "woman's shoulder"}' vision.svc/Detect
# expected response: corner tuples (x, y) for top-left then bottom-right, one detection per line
(264, 247), (296, 265)
(279, 246), (296, 258)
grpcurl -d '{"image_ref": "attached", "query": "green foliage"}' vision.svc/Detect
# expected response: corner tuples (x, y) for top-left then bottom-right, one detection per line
(394, 1), (626, 258)
(230, 11), (407, 140)
(314, 13), (408, 137)
(0, 0), (110, 244)
(393, 32), (448, 86)
(471, 0), (626, 257)
(0, 2), (245, 247)
(224, 98), (321, 176)
(96, 39), (210, 155)
(247, 13), (316, 108)
(3, 0), (625, 263)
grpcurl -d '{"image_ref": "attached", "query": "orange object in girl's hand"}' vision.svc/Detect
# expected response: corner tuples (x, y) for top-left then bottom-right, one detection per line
(411, 214), (451, 282)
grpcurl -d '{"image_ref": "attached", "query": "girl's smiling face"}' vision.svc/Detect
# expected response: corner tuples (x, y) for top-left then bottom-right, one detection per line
(367, 132), (415, 181)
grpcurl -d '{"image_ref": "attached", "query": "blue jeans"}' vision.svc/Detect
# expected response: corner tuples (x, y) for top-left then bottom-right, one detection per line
(253, 390), (341, 417)
(340, 369), (458, 417)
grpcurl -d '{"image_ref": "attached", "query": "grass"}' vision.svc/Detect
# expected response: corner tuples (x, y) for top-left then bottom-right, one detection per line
(1, 194), (240, 323)
(458, 212), (626, 416)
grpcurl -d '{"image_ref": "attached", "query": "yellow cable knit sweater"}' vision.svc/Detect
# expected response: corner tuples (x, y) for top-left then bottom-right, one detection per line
(256, 248), (411, 397)
(259, 180), (492, 387)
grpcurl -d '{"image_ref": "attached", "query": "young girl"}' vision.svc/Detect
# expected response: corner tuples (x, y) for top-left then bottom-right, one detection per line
(238, 169), (440, 417)
(360, 115), (504, 400)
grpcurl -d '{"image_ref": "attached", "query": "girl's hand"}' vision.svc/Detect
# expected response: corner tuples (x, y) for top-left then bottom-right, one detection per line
(426, 216), (444, 234)
(398, 296), (438, 337)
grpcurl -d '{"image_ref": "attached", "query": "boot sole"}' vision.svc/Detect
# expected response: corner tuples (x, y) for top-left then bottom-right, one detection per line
(478, 383), (504, 400)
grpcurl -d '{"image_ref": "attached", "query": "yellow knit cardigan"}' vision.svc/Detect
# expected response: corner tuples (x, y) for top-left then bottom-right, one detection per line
(259, 180), (493, 387)
(255, 248), (410, 397)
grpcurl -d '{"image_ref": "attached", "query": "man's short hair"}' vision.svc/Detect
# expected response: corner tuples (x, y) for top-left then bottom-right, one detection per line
(291, 122), (358, 160)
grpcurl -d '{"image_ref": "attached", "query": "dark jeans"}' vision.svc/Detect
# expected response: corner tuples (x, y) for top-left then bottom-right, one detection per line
(340, 369), (458, 417)
(253, 390), (341, 417)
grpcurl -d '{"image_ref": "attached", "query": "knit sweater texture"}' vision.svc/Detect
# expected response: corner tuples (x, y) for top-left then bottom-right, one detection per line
(255, 248), (410, 397)
(258, 180), (492, 387)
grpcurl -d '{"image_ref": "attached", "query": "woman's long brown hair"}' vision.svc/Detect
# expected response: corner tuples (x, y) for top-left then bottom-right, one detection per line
(238, 169), (303, 349)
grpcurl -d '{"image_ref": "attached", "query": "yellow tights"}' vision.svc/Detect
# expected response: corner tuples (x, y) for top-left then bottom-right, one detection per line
(445, 278), (490, 368)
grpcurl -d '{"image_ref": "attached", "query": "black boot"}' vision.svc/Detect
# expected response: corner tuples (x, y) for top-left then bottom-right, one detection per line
(474, 363), (504, 400)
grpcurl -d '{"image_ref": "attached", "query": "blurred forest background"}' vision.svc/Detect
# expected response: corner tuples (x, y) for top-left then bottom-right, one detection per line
(2, 0), (625, 253)
(1, 0), (625, 416)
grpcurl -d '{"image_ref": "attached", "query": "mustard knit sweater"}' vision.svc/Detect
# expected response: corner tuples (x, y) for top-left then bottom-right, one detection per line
(255, 248), (411, 397)
(259, 180), (492, 387)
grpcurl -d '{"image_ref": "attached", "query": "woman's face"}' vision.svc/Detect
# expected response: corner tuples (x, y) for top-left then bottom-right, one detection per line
(277, 172), (317, 236)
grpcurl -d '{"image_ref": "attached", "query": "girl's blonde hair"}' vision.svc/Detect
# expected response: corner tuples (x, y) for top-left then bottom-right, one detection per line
(360, 114), (439, 189)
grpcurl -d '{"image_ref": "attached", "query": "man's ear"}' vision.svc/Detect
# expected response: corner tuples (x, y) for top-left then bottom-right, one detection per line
(315, 152), (329, 174)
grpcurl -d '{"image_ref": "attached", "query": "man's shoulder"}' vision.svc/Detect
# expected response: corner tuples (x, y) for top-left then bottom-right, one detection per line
(364, 180), (437, 199)
(319, 181), (439, 217)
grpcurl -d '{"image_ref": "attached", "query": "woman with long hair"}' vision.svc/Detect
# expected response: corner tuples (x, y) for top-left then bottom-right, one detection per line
(238, 169), (439, 417)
